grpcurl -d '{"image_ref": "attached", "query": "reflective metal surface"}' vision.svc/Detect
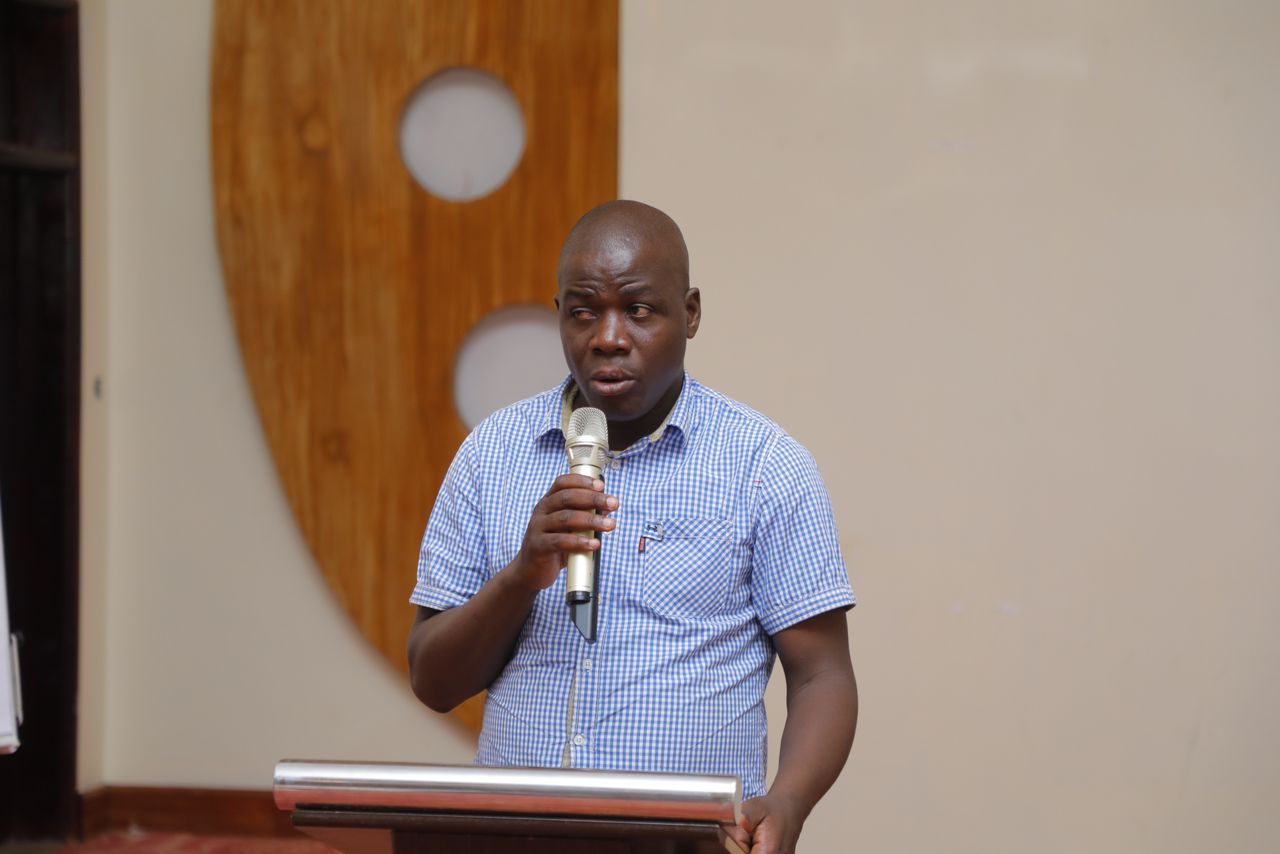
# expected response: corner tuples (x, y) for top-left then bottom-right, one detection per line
(274, 760), (741, 823)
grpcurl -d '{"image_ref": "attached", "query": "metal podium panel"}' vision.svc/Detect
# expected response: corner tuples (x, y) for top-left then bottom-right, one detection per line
(274, 760), (742, 824)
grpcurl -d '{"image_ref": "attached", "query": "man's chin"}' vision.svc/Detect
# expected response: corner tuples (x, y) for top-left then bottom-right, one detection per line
(580, 389), (647, 424)
(589, 399), (643, 424)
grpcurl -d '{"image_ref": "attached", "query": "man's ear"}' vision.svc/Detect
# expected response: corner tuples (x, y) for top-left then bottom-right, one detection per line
(685, 287), (702, 339)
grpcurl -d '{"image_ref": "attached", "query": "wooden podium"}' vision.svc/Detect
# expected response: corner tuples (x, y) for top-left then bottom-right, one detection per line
(274, 761), (748, 854)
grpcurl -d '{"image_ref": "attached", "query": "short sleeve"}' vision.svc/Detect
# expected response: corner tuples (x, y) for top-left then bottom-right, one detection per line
(410, 433), (488, 611)
(751, 436), (856, 635)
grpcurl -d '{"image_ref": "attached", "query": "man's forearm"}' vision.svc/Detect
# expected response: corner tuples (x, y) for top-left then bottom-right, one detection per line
(406, 565), (539, 712)
(771, 664), (858, 817)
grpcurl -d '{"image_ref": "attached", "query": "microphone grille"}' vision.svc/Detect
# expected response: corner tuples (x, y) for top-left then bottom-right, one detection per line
(567, 406), (609, 445)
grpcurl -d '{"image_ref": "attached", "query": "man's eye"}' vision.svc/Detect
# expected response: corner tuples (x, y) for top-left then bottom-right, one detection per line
(571, 308), (596, 320)
(628, 305), (653, 318)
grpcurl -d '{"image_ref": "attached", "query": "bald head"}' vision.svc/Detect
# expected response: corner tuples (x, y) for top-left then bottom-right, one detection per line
(558, 200), (689, 292)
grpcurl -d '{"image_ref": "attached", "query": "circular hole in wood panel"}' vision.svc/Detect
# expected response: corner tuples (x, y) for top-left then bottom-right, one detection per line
(454, 304), (565, 428)
(399, 67), (526, 202)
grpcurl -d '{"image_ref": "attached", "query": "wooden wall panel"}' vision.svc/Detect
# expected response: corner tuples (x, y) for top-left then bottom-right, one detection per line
(211, 1), (618, 732)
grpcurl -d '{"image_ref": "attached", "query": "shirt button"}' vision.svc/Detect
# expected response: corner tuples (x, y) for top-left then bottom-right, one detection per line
(573, 734), (586, 746)
(582, 658), (593, 670)
(610, 460), (620, 471)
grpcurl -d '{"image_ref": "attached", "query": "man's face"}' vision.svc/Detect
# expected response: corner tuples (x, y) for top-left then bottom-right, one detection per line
(556, 230), (700, 437)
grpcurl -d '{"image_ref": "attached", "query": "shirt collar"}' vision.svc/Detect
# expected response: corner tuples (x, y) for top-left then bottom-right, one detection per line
(537, 373), (694, 449)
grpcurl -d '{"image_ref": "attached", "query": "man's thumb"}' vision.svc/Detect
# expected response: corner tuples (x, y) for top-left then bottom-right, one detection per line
(739, 796), (766, 833)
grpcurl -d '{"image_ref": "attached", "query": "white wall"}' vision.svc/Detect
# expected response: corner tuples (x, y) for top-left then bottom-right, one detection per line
(79, 1), (1280, 851)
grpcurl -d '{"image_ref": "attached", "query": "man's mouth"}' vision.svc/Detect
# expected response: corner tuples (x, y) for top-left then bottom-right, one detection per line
(588, 371), (637, 397)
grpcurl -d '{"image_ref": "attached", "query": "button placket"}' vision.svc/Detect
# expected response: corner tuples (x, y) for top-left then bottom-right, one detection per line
(571, 451), (628, 768)
(569, 645), (595, 765)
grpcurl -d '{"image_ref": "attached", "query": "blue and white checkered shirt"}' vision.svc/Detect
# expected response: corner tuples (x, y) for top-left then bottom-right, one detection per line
(411, 375), (855, 798)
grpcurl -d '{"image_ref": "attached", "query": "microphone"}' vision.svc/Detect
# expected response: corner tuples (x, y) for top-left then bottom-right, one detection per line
(564, 407), (609, 643)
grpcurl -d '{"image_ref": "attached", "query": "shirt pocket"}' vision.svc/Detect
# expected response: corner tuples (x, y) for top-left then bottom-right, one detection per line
(640, 518), (739, 618)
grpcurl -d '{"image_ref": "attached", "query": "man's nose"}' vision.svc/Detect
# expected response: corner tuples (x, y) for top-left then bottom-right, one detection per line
(592, 311), (630, 353)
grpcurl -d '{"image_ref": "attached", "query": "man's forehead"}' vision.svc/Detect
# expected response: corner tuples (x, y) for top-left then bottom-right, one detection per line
(557, 248), (685, 297)
(561, 233), (662, 276)
(563, 218), (651, 258)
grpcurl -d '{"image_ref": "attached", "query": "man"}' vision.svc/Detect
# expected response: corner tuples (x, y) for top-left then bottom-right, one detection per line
(408, 200), (857, 853)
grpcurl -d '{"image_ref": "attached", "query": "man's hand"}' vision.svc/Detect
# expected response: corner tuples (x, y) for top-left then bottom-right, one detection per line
(408, 473), (618, 712)
(729, 791), (806, 853)
(511, 473), (619, 591)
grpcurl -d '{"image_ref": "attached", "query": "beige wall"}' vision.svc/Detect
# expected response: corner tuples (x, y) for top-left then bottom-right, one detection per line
(77, 0), (108, 791)
(80, 1), (1279, 851)
(77, 0), (475, 791)
(622, 2), (1280, 851)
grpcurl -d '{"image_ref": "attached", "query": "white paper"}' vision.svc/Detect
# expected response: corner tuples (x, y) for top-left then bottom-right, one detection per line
(0, 496), (18, 754)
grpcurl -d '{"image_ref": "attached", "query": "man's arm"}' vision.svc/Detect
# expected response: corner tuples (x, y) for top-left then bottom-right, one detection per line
(731, 608), (857, 854)
(407, 474), (618, 712)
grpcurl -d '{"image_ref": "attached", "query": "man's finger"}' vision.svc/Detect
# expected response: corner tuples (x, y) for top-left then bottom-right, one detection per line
(542, 509), (616, 534)
(739, 797), (766, 833)
(548, 474), (603, 493)
(749, 821), (778, 854)
(543, 488), (619, 514)
(546, 533), (601, 553)
(725, 823), (752, 851)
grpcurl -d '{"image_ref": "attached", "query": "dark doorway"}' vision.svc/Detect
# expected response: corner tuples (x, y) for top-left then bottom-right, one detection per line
(0, 0), (82, 841)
